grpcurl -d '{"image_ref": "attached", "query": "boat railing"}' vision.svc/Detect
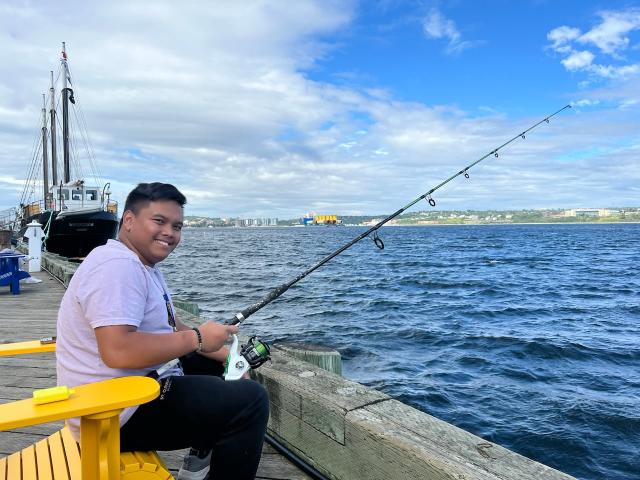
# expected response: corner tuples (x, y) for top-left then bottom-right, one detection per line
(0, 207), (18, 231)
(21, 200), (45, 219)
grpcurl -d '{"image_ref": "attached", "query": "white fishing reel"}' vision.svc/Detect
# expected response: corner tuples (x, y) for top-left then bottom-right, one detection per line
(224, 335), (271, 381)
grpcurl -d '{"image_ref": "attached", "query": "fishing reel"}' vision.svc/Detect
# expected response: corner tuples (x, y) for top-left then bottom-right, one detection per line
(224, 335), (271, 381)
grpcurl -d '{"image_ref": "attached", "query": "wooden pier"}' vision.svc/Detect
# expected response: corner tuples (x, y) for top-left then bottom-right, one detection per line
(0, 271), (311, 480)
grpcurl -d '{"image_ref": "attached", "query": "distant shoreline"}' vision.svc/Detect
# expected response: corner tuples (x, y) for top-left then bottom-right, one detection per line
(184, 208), (640, 229)
(363, 221), (640, 227)
(185, 221), (640, 229)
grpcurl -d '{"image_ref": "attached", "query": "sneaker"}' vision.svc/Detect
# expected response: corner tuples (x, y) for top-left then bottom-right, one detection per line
(177, 448), (212, 480)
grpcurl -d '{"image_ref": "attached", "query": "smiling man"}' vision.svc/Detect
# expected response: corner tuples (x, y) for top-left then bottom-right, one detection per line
(56, 182), (269, 480)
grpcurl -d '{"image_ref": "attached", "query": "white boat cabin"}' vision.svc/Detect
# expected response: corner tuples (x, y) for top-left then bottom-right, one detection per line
(50, 182), (103, 212)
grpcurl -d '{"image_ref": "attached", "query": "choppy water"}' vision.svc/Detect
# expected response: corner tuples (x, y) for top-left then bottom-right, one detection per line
(162, 223), (640, 480)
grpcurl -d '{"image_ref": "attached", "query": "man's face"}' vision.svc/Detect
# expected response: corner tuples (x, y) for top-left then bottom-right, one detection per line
(121, 200), (183, 266)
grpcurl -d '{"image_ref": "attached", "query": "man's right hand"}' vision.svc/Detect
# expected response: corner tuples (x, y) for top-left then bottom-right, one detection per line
(198, 321), (238, 352)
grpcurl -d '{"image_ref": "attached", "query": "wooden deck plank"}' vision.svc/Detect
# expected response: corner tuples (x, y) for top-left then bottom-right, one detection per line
(0, 271), (311, 479)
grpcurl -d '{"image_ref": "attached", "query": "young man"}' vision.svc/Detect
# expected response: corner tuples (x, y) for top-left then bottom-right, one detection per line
(56, 182), (269, 480)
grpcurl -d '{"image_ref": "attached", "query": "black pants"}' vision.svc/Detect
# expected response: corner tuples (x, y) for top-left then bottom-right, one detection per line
(120, 353), (269, 480)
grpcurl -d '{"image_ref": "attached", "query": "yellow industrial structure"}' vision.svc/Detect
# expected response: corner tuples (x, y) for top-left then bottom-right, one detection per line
(314, 215), (339, 225)
(302, 213), (341, 226)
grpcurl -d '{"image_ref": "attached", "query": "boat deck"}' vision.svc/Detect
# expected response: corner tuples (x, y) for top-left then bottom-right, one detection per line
(0, 271), (311, 479)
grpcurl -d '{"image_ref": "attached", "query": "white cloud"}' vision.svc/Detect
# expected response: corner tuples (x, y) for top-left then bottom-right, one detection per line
(422, 9), (473, 55)
(562, 50), (595, 70)
(590, 63), (640, 78)
(547, 26), (581, 51)
(547, 8), (640, 80)
(578, 9), (640, 55)
(571, 99), (600, 107)
(618, 98), (639, 110)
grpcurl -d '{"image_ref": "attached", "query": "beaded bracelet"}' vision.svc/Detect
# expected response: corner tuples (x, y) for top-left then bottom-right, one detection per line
(192, 327), (203, 352)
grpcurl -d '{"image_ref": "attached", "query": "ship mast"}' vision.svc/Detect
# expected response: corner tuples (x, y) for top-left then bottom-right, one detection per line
(61, 42), (71, 183)
(49, 70), (58, 188)
(41, 94), (49, 208)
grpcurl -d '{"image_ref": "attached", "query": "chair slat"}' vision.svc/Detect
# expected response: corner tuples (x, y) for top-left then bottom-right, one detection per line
(19, 445), (37, 480)
(120, 450), (172, 479)
(48, 431), (70, 480)
(34, 437), (53, 480)
(144, 451), (172, 479)
(60, 426), (81, 480)
(6, 451), (21, 480)
(137, 451), (159, 472)
(0, 456), (6, 480)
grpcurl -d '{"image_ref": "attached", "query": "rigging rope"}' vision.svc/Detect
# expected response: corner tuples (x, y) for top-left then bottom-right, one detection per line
(66, 62), (104, 185)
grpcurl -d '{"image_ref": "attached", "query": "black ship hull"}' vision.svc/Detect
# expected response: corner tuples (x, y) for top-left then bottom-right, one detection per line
(22, 209), (118, 258)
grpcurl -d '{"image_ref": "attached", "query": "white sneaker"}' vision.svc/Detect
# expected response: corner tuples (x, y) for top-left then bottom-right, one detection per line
(177, 448), (212, 480)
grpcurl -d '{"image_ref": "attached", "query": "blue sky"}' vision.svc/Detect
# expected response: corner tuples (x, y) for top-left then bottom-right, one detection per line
(0, 1), (638, 217)
(312, 1), (639, 111)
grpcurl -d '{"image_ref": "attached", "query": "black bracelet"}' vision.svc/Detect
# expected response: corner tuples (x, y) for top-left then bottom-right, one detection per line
(192, 327), (203, 352)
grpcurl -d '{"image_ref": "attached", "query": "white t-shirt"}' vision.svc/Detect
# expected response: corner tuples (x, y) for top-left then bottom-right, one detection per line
(56, 239), (183, 441)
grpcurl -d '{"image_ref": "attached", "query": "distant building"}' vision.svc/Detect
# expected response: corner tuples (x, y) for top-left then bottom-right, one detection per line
(363, 218), (382, 226)
(235, 218), (278, 227)
(564, 208), (619, 217)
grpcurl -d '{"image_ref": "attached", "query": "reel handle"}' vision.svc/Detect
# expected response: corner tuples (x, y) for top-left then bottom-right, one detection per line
(223, 335), (271, 381)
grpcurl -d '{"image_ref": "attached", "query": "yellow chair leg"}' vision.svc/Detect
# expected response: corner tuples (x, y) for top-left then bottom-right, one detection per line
(80, 409), (121, 480)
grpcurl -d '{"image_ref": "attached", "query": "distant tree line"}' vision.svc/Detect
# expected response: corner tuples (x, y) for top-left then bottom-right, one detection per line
(185, 208), (640, 227)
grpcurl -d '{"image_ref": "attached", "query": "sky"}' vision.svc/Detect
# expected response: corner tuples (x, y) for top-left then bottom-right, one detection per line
(0, 0), (638, 218)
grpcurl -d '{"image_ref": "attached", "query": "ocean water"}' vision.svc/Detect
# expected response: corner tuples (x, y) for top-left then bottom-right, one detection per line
(162, 223), (640, 480)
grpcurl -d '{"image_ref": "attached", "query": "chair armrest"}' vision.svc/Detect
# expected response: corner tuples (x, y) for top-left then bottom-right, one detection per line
(0, 376), (159, 431)
(0, 339), (56, 356)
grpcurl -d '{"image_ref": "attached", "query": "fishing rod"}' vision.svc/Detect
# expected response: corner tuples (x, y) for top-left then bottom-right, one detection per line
(223, 105), (572, 378)
(226, 104), (571, 327)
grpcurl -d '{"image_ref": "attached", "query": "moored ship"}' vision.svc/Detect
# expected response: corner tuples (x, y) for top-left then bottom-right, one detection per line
(14, 43), (118, 257)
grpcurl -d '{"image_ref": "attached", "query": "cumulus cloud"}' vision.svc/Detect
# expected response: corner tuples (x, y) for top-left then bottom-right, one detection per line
(547, 26), (581, 52)
(562, 50), (595, 70)
(571, 99), (600, 107)
(422, 9), (473, 55)
(547, 8), (640, 79)
(590, 63), (640, 78)
(579, 9), (640, 55)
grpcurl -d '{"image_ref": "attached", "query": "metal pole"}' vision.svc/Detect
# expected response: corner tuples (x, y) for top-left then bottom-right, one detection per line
(41, 94), (49, 208)
(50, 70), (58, 188)
(61, 42), (70, 183)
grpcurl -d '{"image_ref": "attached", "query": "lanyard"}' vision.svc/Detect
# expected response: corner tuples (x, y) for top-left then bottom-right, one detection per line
(164, 293), (177, 332)
(148, 268), (177, 332)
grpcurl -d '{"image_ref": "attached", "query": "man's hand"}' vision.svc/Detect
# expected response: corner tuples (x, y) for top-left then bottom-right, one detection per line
(198, 321), (238, 353)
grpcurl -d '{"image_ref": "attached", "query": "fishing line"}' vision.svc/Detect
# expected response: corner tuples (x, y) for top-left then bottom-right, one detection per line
(225, 105), (572, 326)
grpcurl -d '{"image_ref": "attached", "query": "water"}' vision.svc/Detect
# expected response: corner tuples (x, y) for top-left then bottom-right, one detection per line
(162, 223), (640, 480)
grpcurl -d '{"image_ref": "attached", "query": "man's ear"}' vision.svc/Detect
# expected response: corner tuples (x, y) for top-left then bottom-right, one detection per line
(121, 210), (135, 232)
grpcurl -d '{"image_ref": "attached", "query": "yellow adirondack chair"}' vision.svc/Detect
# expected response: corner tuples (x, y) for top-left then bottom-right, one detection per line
(0, 340), (174, 479)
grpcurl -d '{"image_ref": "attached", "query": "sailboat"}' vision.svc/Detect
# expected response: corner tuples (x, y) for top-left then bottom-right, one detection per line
(14, 43), (118, 258)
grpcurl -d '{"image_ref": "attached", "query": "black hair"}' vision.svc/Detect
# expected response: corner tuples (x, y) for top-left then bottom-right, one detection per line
(119, 182), (186, 228)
